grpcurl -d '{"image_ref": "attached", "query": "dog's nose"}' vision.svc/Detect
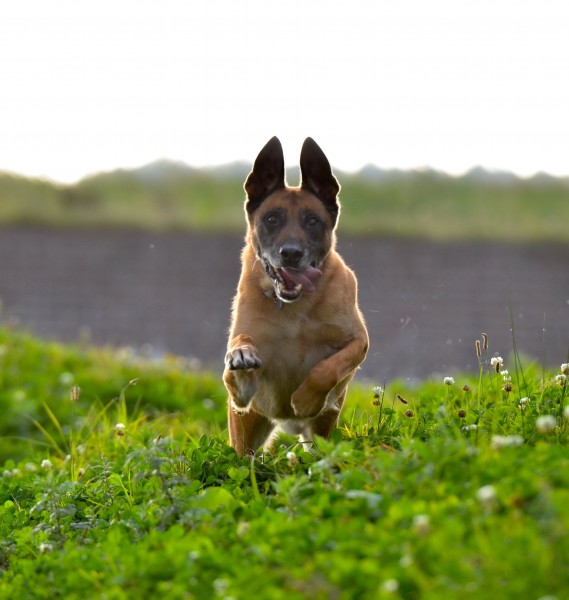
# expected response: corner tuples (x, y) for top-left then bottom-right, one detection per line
(279, 243), (304, 266)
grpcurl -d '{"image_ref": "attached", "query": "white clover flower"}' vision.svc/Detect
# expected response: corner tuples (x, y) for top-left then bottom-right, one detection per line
(443, 376), (455, 386)
(491, 435), (524, 450)
(213, 579), (229, 594)
(500, 370), (511, 382)
(461, 424), (478, 432)
(236, 522), (250, 538)
(476, 484), (497, 503)
(114, 423), (126, 436)
(11, 469), (21, 477)
(381, 579), (399, 593)
(490, 356), (504, 369)
(2, 470), (12, 478)
(412, 514), (431, 535)
(39, 543), (53, 554)
(555, 374), (567, 385)
(561, 363), (569, 375)
(286, 451), (299, 467)
(399, 554), (413, 568)
(536, 415), (557, 433)
(518, 397), (530, 411)
(41, 459), (53, 471)
(25, 463), (37, 473)
(372, 385), (383, 397)
(59, 372), (74, 386)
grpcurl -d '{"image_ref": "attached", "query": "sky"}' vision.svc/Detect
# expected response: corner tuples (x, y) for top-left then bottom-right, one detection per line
(1, 0), (569, 183)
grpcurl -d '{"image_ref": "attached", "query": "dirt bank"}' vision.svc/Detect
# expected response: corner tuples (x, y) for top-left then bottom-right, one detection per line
(1, 227), (567, 382)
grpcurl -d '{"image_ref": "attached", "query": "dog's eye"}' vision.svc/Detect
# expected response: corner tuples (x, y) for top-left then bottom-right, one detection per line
(264, 214), (279, 227)
(306, 215), (320, 228)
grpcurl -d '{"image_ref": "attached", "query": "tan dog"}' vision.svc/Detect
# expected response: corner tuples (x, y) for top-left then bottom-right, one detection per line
(224, 137), (368, 456)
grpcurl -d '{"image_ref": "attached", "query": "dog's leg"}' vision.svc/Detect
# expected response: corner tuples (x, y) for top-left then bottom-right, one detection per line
(223, 334), (261, 410)
(291, 338), (367, 418)
(299, 390), (346, 449)
(228, 405), (274, 456)
(311, 390), (346, 437)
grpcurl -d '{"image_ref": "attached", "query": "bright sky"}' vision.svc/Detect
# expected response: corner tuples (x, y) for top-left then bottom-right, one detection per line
(1, 0), (569, 183)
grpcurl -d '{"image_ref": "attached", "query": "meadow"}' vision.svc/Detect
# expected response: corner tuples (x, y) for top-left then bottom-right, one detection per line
(1, 163), (569, 241)
(1, 324), (568, 599)
(2, 161), (569, 597)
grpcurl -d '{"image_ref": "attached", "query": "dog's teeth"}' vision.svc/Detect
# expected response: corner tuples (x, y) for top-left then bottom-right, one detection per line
(294, 284), (302, 292)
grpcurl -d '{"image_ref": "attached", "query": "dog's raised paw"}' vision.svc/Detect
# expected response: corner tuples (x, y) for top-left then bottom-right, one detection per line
(226, 346), (262, 370)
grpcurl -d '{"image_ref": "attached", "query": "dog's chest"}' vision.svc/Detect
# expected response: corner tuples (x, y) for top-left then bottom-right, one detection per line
(268, 313), (340, 366)
(250, 315), (343, 419)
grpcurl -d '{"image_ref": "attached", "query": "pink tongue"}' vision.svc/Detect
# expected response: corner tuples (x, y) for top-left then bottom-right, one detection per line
(279, 266), (322, 293)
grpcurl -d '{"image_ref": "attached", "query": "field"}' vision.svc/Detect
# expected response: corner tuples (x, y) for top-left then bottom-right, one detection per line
(1, 325), (569, 598)
(1, 163), (569, 241)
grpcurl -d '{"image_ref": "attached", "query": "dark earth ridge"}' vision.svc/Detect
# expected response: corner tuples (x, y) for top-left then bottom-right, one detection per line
(1, 227), (568, 382)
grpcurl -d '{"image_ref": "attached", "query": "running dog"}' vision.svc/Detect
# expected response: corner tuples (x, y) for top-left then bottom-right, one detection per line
(224, 136), (368, 456)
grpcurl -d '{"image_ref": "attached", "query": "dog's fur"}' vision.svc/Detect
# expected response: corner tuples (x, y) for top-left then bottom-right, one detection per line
(224, 137), (368, 456)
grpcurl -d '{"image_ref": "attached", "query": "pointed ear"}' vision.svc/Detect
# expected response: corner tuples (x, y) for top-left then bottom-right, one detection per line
(244, 136), (285, 213)
(300, 137), (340, 224)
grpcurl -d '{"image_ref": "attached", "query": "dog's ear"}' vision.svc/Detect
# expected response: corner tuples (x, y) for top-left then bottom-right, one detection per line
(244, 136), (285, 213)
(300, 137), (340, 224)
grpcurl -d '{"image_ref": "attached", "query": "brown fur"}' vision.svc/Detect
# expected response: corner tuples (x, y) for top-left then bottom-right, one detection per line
(224, 137), (368, 456)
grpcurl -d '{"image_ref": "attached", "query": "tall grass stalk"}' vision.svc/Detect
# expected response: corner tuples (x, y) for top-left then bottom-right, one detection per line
(508, 303), (528, 399)
(250, 455), (261, 502)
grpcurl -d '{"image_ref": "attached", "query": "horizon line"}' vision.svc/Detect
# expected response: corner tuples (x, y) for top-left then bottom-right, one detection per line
(2, 158), (569, 187)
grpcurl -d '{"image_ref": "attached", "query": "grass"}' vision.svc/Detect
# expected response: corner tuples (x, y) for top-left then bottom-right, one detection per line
(340, 170), (569, 241)
(1, 325), (569, 598)
(1, 164), (569, 241)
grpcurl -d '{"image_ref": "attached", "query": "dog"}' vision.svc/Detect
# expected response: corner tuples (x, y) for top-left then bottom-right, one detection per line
(224, 136), (369, 456)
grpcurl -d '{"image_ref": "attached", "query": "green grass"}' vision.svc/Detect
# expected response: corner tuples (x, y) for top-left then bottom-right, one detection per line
(1, 326), (569, 598)
(340, 171), (569, 241)
(1, 165), (569, 241)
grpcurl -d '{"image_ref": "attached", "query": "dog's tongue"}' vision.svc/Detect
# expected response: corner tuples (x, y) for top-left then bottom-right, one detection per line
(279, 266), (322, 293)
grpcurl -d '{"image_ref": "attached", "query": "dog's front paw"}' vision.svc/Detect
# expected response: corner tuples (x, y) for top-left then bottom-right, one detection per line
(291, 384), (328, 418)
(225, 346), (262, 371)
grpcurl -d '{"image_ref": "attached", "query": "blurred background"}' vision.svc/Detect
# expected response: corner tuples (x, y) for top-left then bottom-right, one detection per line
(1, 0), (568, 382)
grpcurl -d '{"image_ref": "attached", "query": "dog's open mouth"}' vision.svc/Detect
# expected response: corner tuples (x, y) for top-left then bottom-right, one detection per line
(264, 261), (322, 303)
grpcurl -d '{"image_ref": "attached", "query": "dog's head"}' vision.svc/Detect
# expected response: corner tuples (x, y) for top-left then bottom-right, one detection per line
(244, 136), (340, 304)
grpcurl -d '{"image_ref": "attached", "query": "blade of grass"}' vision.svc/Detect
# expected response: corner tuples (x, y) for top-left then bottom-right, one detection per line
(28, 417), (65, 457)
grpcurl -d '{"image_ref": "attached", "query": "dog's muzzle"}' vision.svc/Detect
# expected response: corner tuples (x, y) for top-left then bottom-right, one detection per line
(264, 260), (322, 305)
